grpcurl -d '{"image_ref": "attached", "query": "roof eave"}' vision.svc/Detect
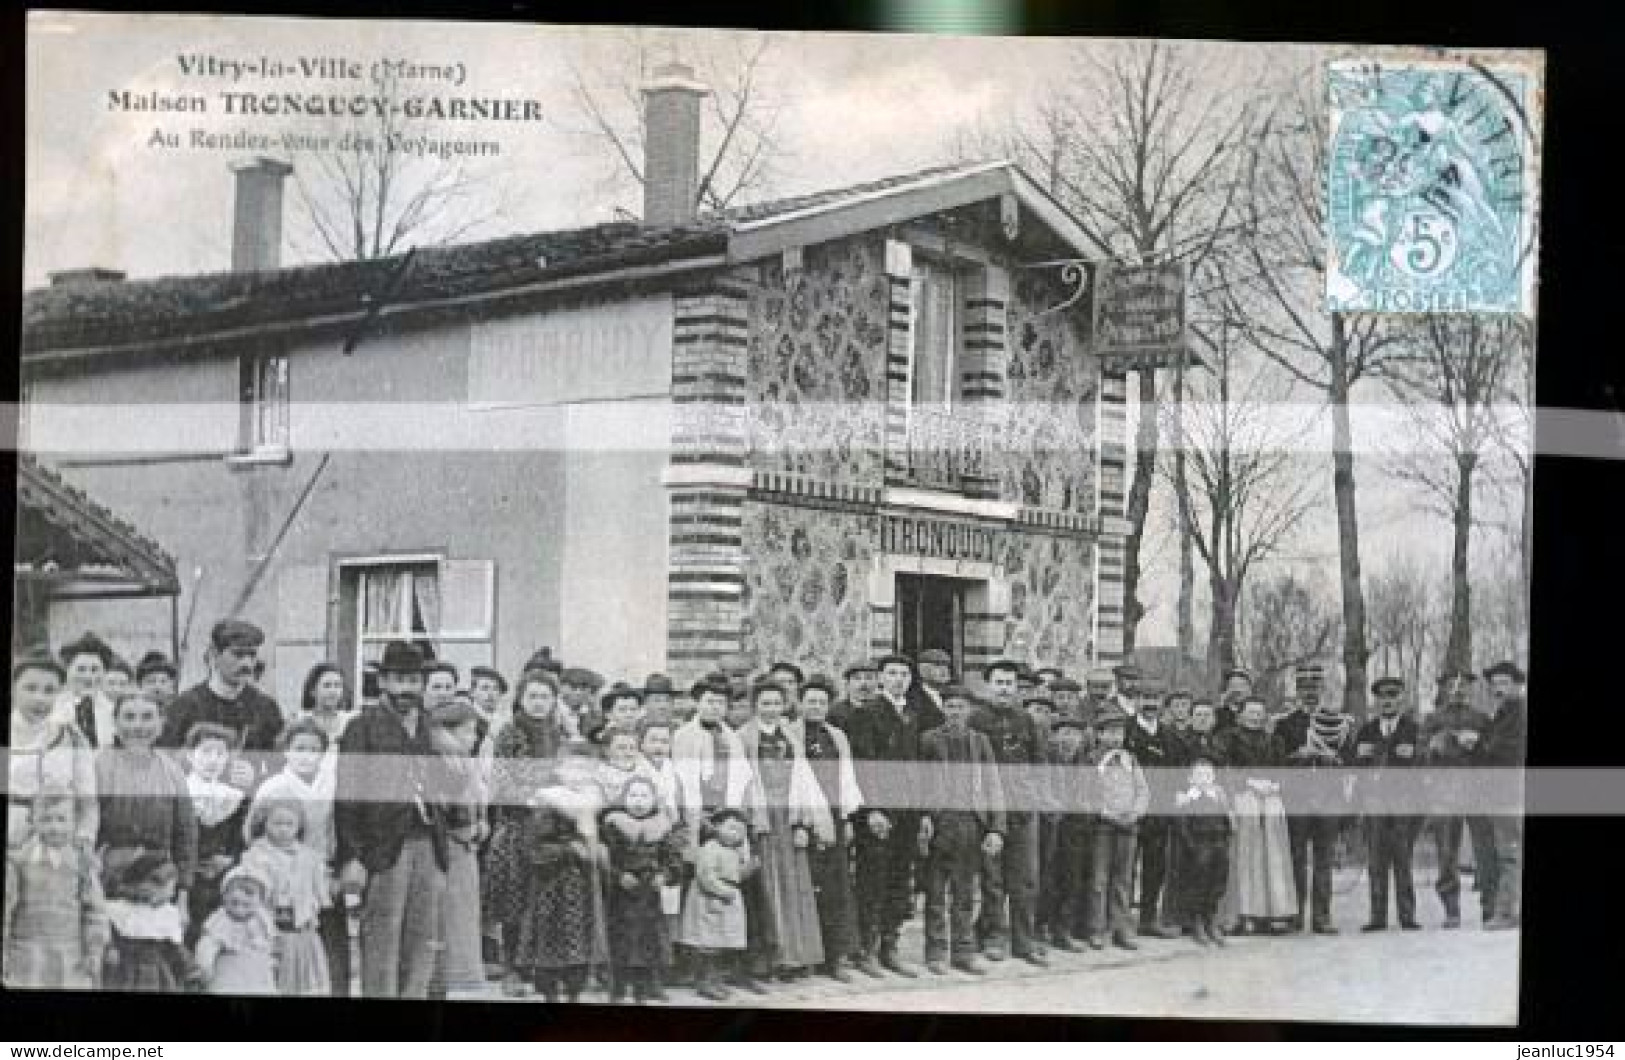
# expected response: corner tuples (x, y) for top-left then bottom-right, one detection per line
(21, 241), (730, 367)
(724, 162), (1107, 265)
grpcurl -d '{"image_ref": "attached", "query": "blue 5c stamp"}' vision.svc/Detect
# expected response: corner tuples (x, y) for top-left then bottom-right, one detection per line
(1327, 57), (1540, 315)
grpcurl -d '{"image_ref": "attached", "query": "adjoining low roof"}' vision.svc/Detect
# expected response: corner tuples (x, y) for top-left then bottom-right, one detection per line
(23, 160), (1098, 363)
(15, 454), (180, 596)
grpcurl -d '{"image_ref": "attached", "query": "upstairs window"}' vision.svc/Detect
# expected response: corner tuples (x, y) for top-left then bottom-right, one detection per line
(909, 256), (965, 411)
(239, 351), (290, 454)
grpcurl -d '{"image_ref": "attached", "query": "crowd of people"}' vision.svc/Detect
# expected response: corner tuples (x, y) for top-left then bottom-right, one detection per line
(5, 619), (1528, 1003)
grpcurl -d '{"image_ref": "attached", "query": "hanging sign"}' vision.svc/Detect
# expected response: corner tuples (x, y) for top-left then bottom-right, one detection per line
(1094, 260), (1188, 361)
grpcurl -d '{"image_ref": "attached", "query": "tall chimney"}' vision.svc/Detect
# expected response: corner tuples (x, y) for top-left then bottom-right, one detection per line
(640, 61), (709, 226)
(230, 157), (294, 272)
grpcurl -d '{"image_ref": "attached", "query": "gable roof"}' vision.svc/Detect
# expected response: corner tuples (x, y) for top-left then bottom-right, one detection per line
(22, 160), (1098, 363)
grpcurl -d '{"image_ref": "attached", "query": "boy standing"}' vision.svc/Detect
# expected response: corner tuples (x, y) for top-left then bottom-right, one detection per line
(917, 686), (1005, 976)
(1086, 705), (1149, 951)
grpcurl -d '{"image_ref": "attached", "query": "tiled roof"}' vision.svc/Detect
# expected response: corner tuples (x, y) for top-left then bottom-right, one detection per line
(21, 160), (1006, 357)
(716, 161), (996, 224)
(23, 222), (728, 356)
(16, 454), (180, 594)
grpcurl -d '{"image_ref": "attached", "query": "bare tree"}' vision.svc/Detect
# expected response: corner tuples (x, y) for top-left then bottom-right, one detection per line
(998, 40), (1256, 662)
(290, 73), (508, 262)
(1160, 309), (1320, 682)
(1366, 553), (1436, 707)
(1225, 72), (1405, 718)
(564, 30), (786, 217)
(1241, 570), (1340, 706)
(1383, 317), (1530, 675)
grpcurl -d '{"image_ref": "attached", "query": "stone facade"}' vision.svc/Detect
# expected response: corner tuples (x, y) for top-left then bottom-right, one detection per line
(745, 240), (889, 487)
(668, 215), (1119, 683)
(739, 500), (877, 679)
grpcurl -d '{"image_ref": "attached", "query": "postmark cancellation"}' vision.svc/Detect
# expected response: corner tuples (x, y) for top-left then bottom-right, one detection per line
(1326, 54), (1542, 316)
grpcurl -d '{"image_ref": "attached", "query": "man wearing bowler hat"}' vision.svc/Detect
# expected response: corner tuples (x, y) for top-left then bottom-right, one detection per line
(1353, 675), (1423, 931)
(335, 640), (456, 998)
(160, 619), (285, 789)
(1480, 661), (1527, 930)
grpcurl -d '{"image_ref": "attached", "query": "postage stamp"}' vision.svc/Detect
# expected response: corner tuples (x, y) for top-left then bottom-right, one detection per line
(1326, 56), (1541, 315)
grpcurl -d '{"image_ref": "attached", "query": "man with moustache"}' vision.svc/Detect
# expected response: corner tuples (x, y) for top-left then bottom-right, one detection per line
(159, 620), (285, 789)
(336, 641), (457, 998)
(970, 660), (1049, 967)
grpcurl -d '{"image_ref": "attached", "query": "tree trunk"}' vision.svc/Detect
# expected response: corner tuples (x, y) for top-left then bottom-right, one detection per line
(1173, 354), (1196, 683)
(1208, 574), (1237, 677)
(1121, 369), (1160, 658)
(1446, 451), (1476, 673)
(1328, 319), (1370, 720)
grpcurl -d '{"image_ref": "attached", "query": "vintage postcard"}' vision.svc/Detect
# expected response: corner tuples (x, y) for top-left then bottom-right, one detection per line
(11, 12), (1538, 1026)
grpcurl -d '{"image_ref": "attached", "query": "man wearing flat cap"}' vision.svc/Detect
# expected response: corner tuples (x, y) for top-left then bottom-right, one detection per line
(831, 660), (878, 731)
(843, 653), (929, 976)
(335, 639), (456, 998)
(1353, 675), (1423, 931)
(1480, 661), (1527, 930)
(1080, 667), (1117, 732)
(916, 648), (954, 723)
(159, 619), (285, 790)
(1422, 667), (1496, 927)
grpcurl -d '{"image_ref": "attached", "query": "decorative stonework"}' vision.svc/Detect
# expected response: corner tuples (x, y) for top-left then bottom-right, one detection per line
(1000, 269), (1098, 514)
(1002, 530), (1096, 672)
(740, 500), (878, 679)
(745, 240), (888, 487)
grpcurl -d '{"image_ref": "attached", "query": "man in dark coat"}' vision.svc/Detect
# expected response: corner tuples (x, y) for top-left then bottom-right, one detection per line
(1480, 661), (1527, 930)
(158, 620), (285, 789)
(970, 659), (1049, 966)
(1354, 675), (1424, 931)
(830, 661), (878, 732)
(1274, 663), (1354, 934)
(1423, 668), (1497, 927)
(335, 640), (456, 998)
(844, 654), (927, 977)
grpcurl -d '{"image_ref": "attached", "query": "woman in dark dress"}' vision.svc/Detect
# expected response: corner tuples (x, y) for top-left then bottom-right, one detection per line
(484, 670), (569, 995)
(510, 741), (609, 1002)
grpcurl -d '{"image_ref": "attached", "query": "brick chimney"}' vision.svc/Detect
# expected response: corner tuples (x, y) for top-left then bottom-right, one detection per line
(230, 157), (294, 272)
(640, 61), (709, 226)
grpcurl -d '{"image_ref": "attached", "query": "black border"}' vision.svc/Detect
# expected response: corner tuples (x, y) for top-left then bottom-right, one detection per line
(5, 0), (1623, 1040)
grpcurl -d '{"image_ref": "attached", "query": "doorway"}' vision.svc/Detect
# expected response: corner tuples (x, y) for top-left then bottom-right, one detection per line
(895, 573), (974, 676)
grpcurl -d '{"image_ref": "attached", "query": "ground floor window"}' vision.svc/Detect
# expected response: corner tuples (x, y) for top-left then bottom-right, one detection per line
(337, 558), (440, 697)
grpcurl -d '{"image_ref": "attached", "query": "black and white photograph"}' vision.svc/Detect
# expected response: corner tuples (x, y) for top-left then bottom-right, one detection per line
(9, 12), (1541, 1027)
